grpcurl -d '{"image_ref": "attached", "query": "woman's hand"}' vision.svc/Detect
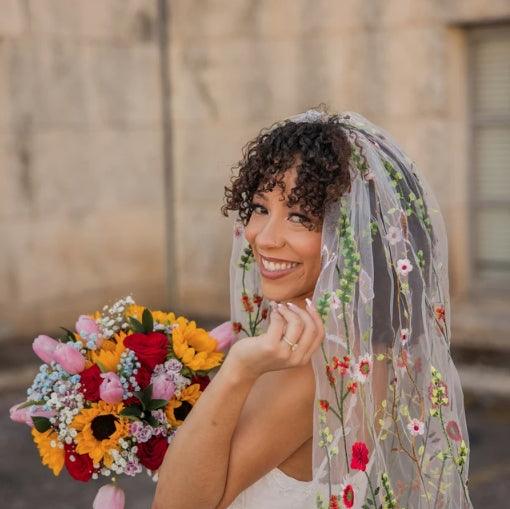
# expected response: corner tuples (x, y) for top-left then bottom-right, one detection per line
(225, 299), (325, 380)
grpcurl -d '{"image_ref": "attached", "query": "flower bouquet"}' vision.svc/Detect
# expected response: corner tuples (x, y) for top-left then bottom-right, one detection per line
(9, 295), (237, 508)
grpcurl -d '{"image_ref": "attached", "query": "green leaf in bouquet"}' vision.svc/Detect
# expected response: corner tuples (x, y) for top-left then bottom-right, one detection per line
(147, 399), (168, 411)
(144, 414), (159, 427)
(32, 416), (52, 433)
(142, 308), (154, 333)
(59, 327), (77, 343)
(120, 405), (142, 419)
(16, 399), (45, 409)
(128, 316), (146, 333)
(134, 384), (153, 410)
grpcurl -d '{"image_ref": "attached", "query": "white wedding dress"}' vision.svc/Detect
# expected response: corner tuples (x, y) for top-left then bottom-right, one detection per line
(226, 466), (317, 508)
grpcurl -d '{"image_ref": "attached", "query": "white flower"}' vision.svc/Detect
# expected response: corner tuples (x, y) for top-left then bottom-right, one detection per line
(385, 226), (403, 245)
(400, 328), (409, 346)
(359, 269), (374, 304)
(329, 292), (341, 310)
(352, 353), (372, 383)
(396, 258), (413, 276)
(407, 418), (425, 436)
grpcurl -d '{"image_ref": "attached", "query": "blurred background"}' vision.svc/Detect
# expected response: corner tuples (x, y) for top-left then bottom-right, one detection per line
(1, 0), (509, 507)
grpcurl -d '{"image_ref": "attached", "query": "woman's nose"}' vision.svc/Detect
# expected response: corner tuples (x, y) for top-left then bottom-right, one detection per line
(256, 216), (286, 249)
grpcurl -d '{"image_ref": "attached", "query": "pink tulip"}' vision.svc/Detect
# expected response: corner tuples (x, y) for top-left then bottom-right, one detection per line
(99, 373), (124, 403)
(53, 343), (86, 374)
(32, 334), (59, 364)
(9, 403), (32, 425)
(76, 315), (102, 346)
(209, 321), (237, 352)
(93, 484), (125, 509)
(10, 403), (56, 427)
(151, 373), (176, 401)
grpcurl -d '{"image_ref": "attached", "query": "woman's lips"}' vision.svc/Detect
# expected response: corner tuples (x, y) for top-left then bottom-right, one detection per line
(259, 261), (301, 280)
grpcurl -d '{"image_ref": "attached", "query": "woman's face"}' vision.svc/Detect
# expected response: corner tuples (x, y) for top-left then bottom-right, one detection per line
(244, 167), (323, 308)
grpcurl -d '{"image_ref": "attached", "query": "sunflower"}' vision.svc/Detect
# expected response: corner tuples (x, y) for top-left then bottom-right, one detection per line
(71, 401), (128, 467)
(165, 383), (202, 428)
(31, 427), (65, 476)
(125, 304), (177, 326)
(89, 330), (127, 372)
(172, 319), (224, 371)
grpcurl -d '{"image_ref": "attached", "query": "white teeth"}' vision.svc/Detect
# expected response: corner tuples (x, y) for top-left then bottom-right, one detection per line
(261, 258), (298, 272)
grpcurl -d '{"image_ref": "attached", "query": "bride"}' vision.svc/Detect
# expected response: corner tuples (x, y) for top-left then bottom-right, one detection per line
(152, 107), (473, 509)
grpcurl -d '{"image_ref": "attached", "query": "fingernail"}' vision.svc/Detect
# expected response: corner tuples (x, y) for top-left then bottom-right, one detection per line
(277, 303), (285, 311)
(287, 302), (296, 309)
(305, 298), (312, 307)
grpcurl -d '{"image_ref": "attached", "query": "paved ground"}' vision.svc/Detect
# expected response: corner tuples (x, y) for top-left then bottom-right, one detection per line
(1, 387), (509, 508)
(0, 338), (509, 507)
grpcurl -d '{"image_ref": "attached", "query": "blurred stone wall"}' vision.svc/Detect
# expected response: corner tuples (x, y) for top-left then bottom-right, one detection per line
(0, 1), (166, 340)
(1, 0), (509, 343)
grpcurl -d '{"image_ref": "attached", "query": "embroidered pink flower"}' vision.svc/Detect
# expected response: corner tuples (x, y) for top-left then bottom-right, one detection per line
(396, 258), (413, 276)
(341, 482), (355, 508)
(400, 328), (409, 345)
(385, 226), (403, 245)
(329, 292), (341, 310)
(446, 420), (462, 442)
(352, 354), (372, 383)
(350, 441), (369, 471)
(407, 418), (425, 436)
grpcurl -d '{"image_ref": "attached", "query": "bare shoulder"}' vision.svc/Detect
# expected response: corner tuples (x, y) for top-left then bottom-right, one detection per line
(214, 362), (315, 509)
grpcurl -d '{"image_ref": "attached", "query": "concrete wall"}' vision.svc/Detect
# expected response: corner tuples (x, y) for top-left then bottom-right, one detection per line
(1, 0), (509, 343)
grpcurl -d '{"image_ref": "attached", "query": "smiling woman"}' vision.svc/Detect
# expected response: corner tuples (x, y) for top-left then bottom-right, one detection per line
(152, 107), (473, 509)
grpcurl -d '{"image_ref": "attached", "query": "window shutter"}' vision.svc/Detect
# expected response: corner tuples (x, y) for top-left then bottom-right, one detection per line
(470, 25), (510, 284)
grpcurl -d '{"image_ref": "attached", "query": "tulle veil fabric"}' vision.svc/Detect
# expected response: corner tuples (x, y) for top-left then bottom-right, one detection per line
(227, 109), (473, 508)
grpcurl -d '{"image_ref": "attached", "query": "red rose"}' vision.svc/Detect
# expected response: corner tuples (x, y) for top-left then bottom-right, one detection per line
(79, 364), (102, 402)
(135, 365), (152, 390)
(191, 374), (210, 392)
(136, 435), (169, 471)
(350, 441), (369, 471)
(64, 443), (94, 482)
(124, 332), (168, 370)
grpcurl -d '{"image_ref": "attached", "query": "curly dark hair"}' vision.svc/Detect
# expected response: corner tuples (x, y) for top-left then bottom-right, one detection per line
(221, 108), (352, 231)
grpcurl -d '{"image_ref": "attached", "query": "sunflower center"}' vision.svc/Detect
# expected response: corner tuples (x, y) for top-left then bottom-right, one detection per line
(174, 401), (193, 421)
(91, 414), (118, 441)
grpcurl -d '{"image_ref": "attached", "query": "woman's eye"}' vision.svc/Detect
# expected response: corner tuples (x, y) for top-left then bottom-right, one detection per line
(249, 202), (311, 226)
(250, 203), (266, 214)
(289, 213), (310, 224)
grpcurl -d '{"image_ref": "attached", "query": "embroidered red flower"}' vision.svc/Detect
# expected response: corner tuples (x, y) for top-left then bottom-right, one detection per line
(328, 494), (339, 509)
(350, 441), (369, 471)
(326, 364), (336, 386)
(342, 483), (355, 508)
(347, 381), (358, 394)
(136, 435), (169, 471)
(78, 364), (102, 402)
(333, 355), (350, 376)
(241, 294), (254, 313)
(232, 322), (243, 334)
(253, 294), (263, 306)
(64, 443), (95, 481)
(261, 308), (268, 320)
(124, 332), (168, 370)
(319, 399), (330, 412)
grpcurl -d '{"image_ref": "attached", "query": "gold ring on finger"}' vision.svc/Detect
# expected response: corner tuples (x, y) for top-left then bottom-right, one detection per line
(282, 335), (298, 351)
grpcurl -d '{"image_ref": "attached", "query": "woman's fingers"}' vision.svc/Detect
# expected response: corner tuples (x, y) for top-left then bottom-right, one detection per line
(305, 298), (325, 356)
(285, 302), (317, 360)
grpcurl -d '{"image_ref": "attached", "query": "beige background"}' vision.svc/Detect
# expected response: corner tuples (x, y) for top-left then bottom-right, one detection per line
(0, 0), (509, 349)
